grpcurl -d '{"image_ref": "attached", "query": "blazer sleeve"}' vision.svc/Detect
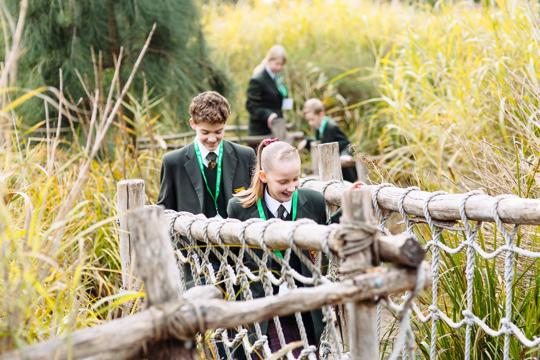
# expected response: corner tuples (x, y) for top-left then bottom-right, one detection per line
(304, 136), (315, 151)
(156, 156), (177, 210)
(246, 77), (275, 122)
(227, 197), (241, 219)
(327, 123), (351, 154)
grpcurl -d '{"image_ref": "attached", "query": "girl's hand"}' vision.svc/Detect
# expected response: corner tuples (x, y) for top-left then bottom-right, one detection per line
(351, 181), (363, 189)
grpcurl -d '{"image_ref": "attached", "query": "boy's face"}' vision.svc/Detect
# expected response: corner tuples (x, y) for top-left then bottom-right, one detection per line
(303, 109), (324, 130)
(189, 119), (225, 152)
(260, 158), (301, 203)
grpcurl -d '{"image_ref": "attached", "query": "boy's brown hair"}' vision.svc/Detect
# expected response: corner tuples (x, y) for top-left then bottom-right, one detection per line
(189, 91), (231, 124)
(303, 98), (325, 115)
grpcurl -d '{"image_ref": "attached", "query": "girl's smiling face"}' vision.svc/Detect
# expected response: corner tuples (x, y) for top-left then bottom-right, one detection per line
(260, 158), (300, 203)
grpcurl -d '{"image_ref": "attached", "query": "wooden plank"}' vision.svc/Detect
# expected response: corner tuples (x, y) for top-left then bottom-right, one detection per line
(116, 179), (145, 291)
(127, 206), (193, 358)
(340, 187), (378, 360)
(317, 142), (343, 181)
(0, 267), (430, 360)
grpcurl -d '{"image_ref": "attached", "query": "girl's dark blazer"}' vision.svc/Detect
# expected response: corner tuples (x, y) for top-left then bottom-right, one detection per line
(157, 140), (256, 214)
(245, 68), (284, 136)
(227, 187), (327, 344)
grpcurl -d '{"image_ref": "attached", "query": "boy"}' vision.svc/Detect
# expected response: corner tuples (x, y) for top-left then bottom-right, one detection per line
(157, 91), (256, 218)
(299, 98), (358, 182)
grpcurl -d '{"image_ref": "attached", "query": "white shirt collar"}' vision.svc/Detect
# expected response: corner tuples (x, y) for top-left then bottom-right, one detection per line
(265, 65), (276, 79)
(264, 188), (292, 218)
(195, 138), (218, 167)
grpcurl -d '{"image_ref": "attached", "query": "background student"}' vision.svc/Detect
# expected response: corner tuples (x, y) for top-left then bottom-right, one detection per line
(299, 98), (358, 182)
(245, 44), (293, 137)
(228, 139), (325, 357)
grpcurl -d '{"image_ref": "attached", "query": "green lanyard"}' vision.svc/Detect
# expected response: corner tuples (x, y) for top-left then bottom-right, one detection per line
(318, 116), (330, 138)
(193, 141), (224, 216)
(257, 190), (298, 259)
(275, 75), (288, 98)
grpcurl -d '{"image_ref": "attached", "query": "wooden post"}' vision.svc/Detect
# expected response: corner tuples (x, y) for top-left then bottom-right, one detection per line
(340, 187), (379, 360)
(317, 142), (343, 182)
(127, 205), (195, 359)
(310, 140), (320, 175)
(117, 179), (145, 291)
(271, 117), (288, 141)
(355, 157), (369, 184)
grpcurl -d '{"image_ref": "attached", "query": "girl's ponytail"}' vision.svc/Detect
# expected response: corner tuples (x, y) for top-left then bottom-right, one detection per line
(236, 138), (280, 208)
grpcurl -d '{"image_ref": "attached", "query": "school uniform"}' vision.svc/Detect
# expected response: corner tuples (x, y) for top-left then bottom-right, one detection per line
(305, 117), (358, 182)
(227, 188), (326, 355)
(157, 138), (256, 295)
(157, 139), (256, 216)
(246, 67), (284, 136)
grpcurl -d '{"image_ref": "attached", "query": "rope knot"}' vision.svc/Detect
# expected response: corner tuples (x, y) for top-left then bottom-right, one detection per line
(500, 318), (512, 334)
(338, 222), (381, 276)
(462, 310), (474, 325)
(428, 305), (439, 320)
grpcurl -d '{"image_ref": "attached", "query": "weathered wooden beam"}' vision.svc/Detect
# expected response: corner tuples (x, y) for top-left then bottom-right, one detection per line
(127, 206), (194, 359)
(116, 179), (145, 292)
(165, 210), (425, 268)
(300, 179), (540, 225)
(0, 266), (430, 360)
(318, 142), (343, 182)
(340, 188), (379, 360)
(300, 178), (348, 207)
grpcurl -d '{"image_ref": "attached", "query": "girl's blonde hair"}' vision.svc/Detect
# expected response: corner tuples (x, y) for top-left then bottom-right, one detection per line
(253, 44), (287, 75)
(236, 139), (299, 208)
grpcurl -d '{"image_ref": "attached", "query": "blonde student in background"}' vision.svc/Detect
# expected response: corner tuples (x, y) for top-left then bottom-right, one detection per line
(246, 44), (293, 137)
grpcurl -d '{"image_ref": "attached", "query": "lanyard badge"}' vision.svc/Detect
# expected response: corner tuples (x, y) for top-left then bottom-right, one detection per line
(193, 141), (224, 216)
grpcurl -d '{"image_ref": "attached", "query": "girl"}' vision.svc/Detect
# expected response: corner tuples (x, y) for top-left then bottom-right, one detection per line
(246, 45), (292, 136)
(227, 138), (326, 357)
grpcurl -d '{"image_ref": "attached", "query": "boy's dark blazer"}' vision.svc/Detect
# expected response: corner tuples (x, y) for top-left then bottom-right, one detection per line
(306, 119), (358, 182)
(245, 68), (283, 136)
(227, 187), (326, 345)
(157, 140), (256, 214)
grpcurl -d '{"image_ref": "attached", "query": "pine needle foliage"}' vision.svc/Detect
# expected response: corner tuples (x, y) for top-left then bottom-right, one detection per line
(3, 0), (228, 127)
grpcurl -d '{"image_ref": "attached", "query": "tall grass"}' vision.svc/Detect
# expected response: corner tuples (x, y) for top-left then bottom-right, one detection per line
(0, 12), (163, 350)
(203, 0), (539, 196)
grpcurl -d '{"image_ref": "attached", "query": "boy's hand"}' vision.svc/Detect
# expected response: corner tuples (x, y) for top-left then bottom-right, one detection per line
(297, 139), (307, 151)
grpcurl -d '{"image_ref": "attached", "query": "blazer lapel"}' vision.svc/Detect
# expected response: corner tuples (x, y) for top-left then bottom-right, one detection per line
(221, 141), (237, 202)
(297, 190), (310, 219)
(184, 143), (204, 210)
(262, 69), (280, 96)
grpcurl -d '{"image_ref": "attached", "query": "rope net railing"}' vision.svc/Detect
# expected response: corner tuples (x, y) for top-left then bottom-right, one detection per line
(365, 183), (540, 360)
(165, 211), (346, 360)
(163, 179), (539, 360)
